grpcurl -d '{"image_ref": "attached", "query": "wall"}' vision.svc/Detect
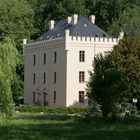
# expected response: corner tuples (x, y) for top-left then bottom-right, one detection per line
(65, 32), (118, 107)
(24, 38), (67, 107)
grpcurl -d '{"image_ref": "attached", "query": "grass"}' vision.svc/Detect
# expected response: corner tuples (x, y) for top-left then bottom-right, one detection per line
(0, 113), (140, 140)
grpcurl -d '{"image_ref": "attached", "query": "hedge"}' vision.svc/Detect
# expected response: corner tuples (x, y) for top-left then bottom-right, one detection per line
(15, 106), (86, 114)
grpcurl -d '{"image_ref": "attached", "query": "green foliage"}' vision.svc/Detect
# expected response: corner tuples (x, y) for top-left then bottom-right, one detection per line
(0, 0), (35, 104)
(86, 0), (140, 31)
(0, 37), (19, 118)
(111, 37), (140, 101)
(11, 74), (23, 103)
(27, 0), (89, 35)
(87, 54), (122, 118)
(0, 0), (35, 48)
(15, 106), (86, 114)
(109, 6), (140, 37)
(87, 37), (140, 119)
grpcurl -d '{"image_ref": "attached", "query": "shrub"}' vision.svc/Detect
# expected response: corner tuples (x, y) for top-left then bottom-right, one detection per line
(116, 102), (138, 117)
(15, 106), (86, 114)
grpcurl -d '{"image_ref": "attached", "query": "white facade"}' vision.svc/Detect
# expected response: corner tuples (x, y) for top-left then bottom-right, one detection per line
(24, 14), (122, 107)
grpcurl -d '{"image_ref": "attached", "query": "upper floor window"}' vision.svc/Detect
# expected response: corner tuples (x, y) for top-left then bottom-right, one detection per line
(54, 52), (57, 63)
(79, 91), (84, 103)
(79, 71), (85, 83)
(43, 53), (46, 64)
(33, 55), (36, 66)
(79, 51), (85, 62)
(33, 73), (36, 84)
(43, 72), (46, 84)
(54, 72), (56, 84)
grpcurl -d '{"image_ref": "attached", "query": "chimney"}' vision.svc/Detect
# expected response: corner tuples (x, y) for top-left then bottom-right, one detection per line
(72, 14), (78, 25)
(23, 39), (27, 45)
(89, 15), (95, 24)
(67, 16), (72, 24)
(118, 32), (124, 40)
(49, 20), (55, 30)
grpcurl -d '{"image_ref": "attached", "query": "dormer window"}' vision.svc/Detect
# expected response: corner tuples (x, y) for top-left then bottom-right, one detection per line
(103, 34), (106, 37)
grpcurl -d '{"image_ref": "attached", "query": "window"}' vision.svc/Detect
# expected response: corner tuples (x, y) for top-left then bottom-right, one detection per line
(54, 52), (57, 63)
(104, 51), (110, 56)
(33, 73), (36, 84)
(33, 91), (35, 103)
(79, 71), (85, 83)
(43, 72), (46, 84)
(43, 89), (47, 105)
(43, 53), (46, 64)
(54, 72), (56, 84)
(54, 91), (56, 103)
(33, 55), (36, 65)
(79, 91), (84, 103)
(79, 51), (85, 62)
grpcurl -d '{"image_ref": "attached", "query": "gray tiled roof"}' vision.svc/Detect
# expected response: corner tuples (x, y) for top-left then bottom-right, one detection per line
(35, 16), (110, 42)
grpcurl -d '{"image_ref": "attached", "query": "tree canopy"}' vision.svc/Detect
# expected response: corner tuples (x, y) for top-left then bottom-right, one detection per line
(109, 6), (140, 37)
(111, 37), (140, 101)
(0, 0), (35, 50)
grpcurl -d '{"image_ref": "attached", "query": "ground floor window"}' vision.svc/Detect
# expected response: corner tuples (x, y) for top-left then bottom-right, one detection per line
(79, 91), (84, 103)
(54, 91), (56, 103)
(33, 91), (35, 103)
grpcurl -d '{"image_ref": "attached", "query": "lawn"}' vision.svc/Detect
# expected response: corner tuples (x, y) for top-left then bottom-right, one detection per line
(0, 113), (140, 140)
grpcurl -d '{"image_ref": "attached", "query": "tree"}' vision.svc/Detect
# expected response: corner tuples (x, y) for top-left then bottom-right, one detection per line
(0, 0), (35, 51)
(87, 54), (122, 119)
(111, 37), (140, 103)
(85, 0), (140, 32)
(109, 6), (140, 37)
(27, 0), (89, 35)
(0, 38), (19, 118)
(87, 37), (140, 119)
(0, 0), (36, 104)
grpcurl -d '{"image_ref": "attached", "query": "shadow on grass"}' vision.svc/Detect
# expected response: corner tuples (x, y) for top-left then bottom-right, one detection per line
(14, 113), (75, 121)
(0, 114), (140, 140)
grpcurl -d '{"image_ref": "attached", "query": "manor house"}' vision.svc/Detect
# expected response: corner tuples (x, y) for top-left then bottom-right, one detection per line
(23, 14), (123, 107)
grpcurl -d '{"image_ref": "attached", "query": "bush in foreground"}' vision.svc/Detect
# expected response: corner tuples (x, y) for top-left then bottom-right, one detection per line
(15, 106), (86, 114)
